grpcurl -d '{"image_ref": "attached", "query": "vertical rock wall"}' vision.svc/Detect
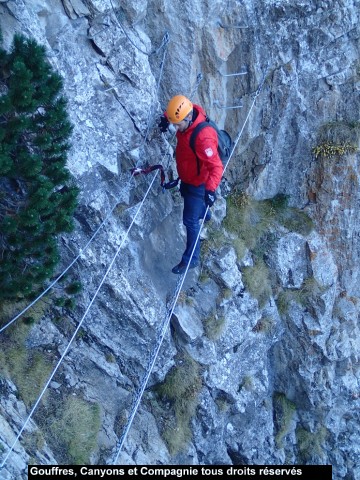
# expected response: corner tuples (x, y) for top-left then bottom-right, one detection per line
(0, 0), (359, 478)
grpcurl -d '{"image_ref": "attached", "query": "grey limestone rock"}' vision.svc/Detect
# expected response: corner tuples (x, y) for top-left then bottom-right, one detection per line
(0, 0), (359, 477)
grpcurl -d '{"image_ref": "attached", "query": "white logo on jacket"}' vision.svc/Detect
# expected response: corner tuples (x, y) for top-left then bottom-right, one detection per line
(204, 147), (214, 157)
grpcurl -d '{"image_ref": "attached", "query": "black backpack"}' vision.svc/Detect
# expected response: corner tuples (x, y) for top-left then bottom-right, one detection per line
(189, 117), (233, 175)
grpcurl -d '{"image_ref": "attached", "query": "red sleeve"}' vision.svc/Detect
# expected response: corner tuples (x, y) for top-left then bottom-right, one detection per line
(195, 127), (224, 191)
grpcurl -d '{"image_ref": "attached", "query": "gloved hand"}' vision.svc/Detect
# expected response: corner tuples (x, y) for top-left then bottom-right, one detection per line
(205, 190), (216, 207)
(158, 114), (169, 133)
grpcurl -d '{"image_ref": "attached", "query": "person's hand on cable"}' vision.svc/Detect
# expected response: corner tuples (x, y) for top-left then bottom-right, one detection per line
(158, 114), (169, 132)
(205, 190), (216, 207)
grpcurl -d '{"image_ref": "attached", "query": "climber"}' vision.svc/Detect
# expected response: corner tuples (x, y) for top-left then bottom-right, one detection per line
(159, 95), (223, 274)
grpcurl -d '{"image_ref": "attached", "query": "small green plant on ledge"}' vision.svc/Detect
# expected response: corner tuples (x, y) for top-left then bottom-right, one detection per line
(276, 277), (326, 317)
(222, 192), (314, 311)
(273, 392), (297, 449)
(40, 394), (101, 464)
(238, 375), (254, 392)
(296, 425), (328, 462)
(0, 345), (52, 407)
(312, 142), (358, 159)
(155, 353), (202, 455)
(224, 191), (277, 252)
(242, 259), (272, 308)
(252, 315), (274, 334)
(203, 311), (226, 340)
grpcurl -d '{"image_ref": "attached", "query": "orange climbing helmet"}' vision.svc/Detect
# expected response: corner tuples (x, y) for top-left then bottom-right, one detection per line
(166, 95), (193, 123)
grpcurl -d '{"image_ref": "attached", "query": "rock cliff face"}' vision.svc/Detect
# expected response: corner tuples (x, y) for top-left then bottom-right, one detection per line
(0, 0), (359, 479)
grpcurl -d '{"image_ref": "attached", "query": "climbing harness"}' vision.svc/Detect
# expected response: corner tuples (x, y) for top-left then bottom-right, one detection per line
(130, 164), (166, 187)
(163, 177), (180, 190)
(130, 165), (181, 193)
(0, 15), (269, 467)
(111, 68), (269, 463)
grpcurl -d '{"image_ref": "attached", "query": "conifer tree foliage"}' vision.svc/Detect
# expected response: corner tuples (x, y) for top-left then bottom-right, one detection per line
(0, 34), (79, 301)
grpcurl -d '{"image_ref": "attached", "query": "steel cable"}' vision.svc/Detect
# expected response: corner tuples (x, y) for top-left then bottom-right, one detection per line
(109, 0), (168, 57)
(0, 171), (159, 471)
(0, 35), (171, 336)
(141, 33), (170, 150)
(0, 24), (173, 471)
(111, 68), (269, 463)
(0, 174), (134, 335)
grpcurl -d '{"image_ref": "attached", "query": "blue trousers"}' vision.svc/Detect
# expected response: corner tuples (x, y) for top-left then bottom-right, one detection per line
(180, 182), (210, 265)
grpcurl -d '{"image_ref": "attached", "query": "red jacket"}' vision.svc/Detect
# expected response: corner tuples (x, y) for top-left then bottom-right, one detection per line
(175, 105), (223, 191)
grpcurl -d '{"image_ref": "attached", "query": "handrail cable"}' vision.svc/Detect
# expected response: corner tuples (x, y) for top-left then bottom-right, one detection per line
(0, 174), (135, 335)
(0, 13), (172, 470)
(141, 33), (170, 151)
(111, 68), (268, 463)
(0, 171), (159, 471)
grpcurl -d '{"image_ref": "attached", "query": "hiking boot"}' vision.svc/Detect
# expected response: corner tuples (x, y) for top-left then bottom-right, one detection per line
(171, 261), (199, 275)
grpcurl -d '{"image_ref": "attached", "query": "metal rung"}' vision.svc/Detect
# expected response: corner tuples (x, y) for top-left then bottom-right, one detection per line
(218, 21), (249, 29)
(213, 100), (243, 110)
(219, 70), (247, 77)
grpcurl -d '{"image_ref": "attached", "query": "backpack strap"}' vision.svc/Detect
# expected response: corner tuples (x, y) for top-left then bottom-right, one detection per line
(189, 119), (214, 175)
